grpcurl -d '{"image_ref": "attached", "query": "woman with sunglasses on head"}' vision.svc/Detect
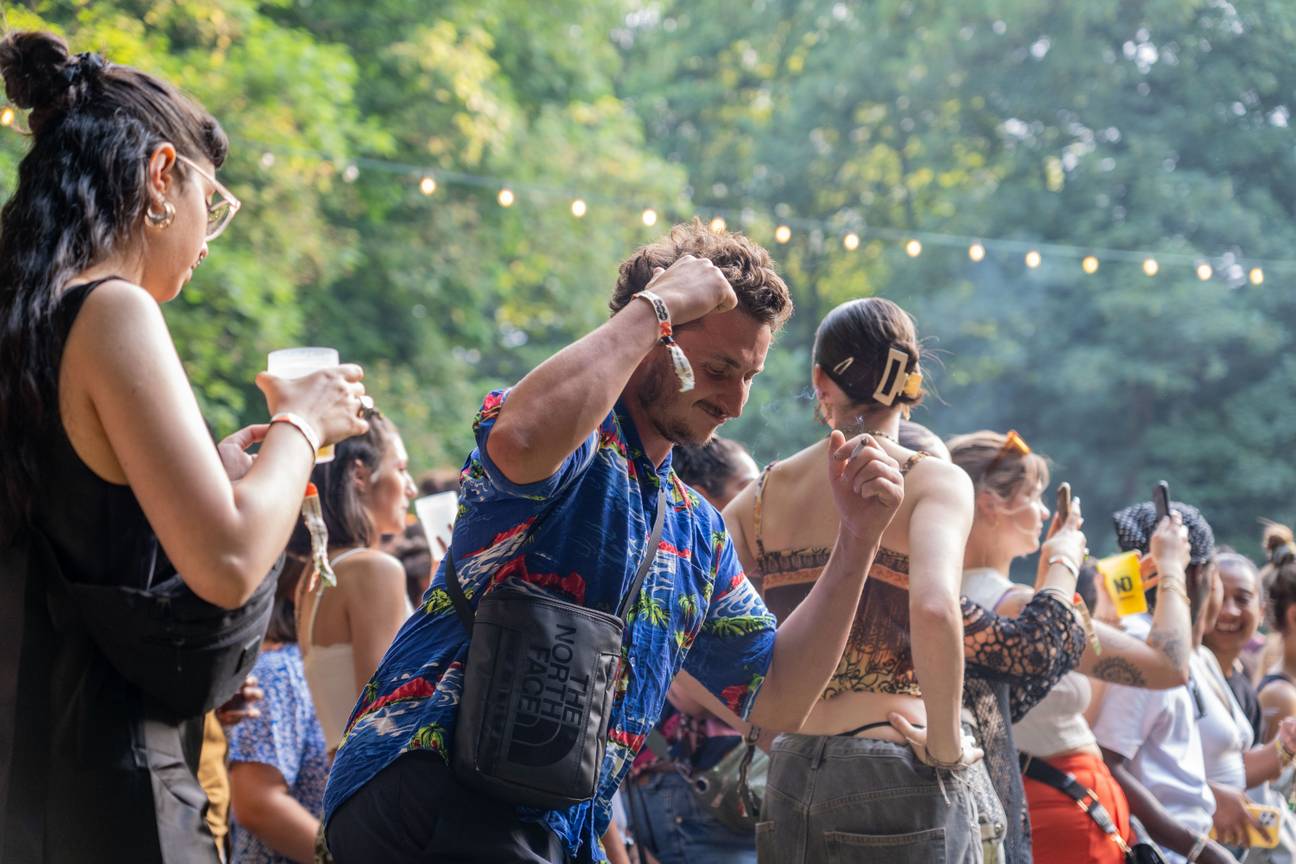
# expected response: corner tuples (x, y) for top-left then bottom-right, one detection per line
(950, 432), (1197, 864)
(0, 32), (367, 862)
(700, 298), (1086, 863)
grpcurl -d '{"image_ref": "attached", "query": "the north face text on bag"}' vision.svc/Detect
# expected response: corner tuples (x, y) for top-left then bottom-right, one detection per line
(511, 623), (593, 766)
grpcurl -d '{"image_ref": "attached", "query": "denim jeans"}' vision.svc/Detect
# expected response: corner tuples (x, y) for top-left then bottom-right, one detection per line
(756, 732), (993, 864)
(625, 771), (757, 864)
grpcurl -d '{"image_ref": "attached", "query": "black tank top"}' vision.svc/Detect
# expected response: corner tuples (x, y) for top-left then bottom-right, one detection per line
(3, 278), (213, 863)
(30, 278), (163, 590)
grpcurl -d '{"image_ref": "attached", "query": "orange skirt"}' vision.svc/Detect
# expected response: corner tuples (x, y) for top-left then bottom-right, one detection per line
(1024, 751), (1133, 864)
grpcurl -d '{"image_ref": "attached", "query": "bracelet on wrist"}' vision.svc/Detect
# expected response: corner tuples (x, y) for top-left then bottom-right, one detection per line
(270, 412), (321, 460)
(1277, 736), (1296, 767)
(632, 290), (695, 392)
(1157, 580), (1191, 607)
(1047, 555), (1080, 580)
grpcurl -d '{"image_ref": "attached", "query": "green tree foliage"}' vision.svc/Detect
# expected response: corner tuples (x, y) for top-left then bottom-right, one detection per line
(3, 0), (1293, 557)
(620, 0), (1296, 555)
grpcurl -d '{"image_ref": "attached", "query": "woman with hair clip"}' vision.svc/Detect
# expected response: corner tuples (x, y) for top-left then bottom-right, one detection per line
(698, 297), (1087, 863)
(0, 32), (367, 862)
(950, 432), (1196, 864)
(294, 407), (417, 753)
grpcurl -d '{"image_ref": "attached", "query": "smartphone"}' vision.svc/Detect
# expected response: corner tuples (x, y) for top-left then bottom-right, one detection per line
(1055, 482), (1072, 524)
(1209, 802), (1283, 849)
(1153, 480), (1170, 521)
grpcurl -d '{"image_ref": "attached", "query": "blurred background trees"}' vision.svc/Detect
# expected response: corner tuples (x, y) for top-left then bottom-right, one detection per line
(4, 0), (1294, 561)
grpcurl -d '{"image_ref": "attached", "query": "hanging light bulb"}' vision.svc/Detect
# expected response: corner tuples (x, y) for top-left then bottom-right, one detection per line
(497, 188), (515, 207)
(1250, 267), (1264, 286)
(1025, 250), (1042, 269)
(774, 225), (792, 244)
(0, 107), (14, 127)
(1196, 262), (1213, 280)
(1142, 258), (1159, 276)
(570, 198), (587, 218)
(641, 208), (658, 226)
(843, 232), (860, 251)
(419, 176), (437, 196)
(968, 242), (986, 262)
(709, 216), (727, 233)
(342, 164), (360, 183)
(260, 152), (276, 169)
(1081, 255), (1099, 274)
(904, 239), (923, 257)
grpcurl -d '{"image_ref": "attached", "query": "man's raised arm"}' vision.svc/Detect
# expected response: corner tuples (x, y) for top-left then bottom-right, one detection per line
(487, 255), (735, 485)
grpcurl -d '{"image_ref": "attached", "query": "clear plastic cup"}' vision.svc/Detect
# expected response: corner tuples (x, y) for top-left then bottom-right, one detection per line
(267, 347), (339, 463)
(414, 492), (458, 553)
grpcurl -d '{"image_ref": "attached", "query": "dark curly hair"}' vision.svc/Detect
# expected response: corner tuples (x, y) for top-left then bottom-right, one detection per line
(609, 218), (793, 331)
(0, 31), (228, 541)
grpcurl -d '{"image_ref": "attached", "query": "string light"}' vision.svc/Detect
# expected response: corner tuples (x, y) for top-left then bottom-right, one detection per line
(7, 129), (1278, 279)
(0, 107), (13, 127)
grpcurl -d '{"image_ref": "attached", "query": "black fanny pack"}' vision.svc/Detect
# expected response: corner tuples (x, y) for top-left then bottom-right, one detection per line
(445, 489), (666, 810)
(42, 528), (280, 718)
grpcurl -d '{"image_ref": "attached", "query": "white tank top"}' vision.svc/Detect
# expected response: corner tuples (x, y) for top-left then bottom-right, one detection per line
(301, 548), (413, 751)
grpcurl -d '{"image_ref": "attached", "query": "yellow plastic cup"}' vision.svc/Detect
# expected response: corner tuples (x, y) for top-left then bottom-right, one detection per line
(1096, 551), (1147, 617)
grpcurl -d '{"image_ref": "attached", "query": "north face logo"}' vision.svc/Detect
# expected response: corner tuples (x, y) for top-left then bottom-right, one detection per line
(508, 622), (591, 767)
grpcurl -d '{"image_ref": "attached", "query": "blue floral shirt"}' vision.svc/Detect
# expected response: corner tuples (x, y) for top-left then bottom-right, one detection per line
(227, 644), (329, 864)
(323, 390), (777, 860)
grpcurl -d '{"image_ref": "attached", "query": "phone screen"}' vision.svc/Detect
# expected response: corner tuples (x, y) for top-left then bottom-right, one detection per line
(1154, 481), (1170, 521)
(1055, 482), (1071, 524)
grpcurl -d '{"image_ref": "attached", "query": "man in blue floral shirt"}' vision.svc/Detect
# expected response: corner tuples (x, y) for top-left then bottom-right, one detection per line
(325, 221), (906, 863)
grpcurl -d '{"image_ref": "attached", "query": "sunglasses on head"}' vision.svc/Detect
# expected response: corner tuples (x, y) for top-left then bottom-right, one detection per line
(986, 429), (1031, 473)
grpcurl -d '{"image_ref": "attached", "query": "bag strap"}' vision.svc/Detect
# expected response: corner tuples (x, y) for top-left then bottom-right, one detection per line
(1021, 753), (1131, 854)
(445, 486), (668, 635)
(616, 488), (667, 620)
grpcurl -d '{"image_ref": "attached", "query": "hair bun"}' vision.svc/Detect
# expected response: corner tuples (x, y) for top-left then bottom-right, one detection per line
(0, 31), (74, 111)
(1262, 519), (1296, 565)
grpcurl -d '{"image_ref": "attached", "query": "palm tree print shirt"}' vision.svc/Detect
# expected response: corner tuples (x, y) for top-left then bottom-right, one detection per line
(323, 389), (777, 861)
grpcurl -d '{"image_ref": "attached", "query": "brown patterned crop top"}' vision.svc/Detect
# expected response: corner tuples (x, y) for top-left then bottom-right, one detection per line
(753, 451), (930, 699)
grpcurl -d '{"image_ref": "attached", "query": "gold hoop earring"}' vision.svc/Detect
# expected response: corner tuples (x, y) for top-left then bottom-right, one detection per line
(146, 200), (175, 229)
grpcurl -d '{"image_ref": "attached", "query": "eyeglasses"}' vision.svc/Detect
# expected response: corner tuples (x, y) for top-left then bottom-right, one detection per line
(175, 154), (241, 240)
(986, 429), (1032, 473)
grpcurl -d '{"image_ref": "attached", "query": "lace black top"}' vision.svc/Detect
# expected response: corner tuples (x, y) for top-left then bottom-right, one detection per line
(751, 457), (1087, 863)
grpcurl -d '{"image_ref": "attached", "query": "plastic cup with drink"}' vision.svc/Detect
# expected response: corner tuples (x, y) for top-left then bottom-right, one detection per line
(267, 347), (341, 463)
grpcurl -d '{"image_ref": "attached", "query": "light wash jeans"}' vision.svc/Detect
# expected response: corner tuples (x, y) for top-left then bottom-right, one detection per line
(756, 732), (999, 864)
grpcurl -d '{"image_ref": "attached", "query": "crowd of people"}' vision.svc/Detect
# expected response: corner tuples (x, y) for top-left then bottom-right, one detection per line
(4, 28), (1296, 864)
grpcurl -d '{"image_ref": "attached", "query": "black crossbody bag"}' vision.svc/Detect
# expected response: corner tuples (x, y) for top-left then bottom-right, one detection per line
(1021, 754), (1167, 864)
(445, 489), (666, 810)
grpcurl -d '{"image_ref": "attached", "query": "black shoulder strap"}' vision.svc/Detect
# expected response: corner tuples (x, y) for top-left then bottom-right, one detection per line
(1020, 753), (1121, 838)
(445, 487), (668, 635)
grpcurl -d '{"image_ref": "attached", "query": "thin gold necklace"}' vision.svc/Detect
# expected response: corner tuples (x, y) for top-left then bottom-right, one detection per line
(836, 425), (897, 444)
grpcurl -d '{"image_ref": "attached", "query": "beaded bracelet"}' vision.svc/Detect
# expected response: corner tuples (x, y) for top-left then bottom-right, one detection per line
(632, 290), (695, 392)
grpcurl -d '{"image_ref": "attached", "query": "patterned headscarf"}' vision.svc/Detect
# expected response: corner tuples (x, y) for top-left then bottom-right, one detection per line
(1112, 500), (1215, 565)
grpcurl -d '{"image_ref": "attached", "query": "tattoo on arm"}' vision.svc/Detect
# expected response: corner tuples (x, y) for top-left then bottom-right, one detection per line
(1092, 656), (1149, 687)
(1148, 630), (1188, 670)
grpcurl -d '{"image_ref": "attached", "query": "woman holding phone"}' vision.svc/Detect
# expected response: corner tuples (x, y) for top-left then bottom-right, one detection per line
(0, 32), (366, 861)
(950, 434), (1197, 864)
